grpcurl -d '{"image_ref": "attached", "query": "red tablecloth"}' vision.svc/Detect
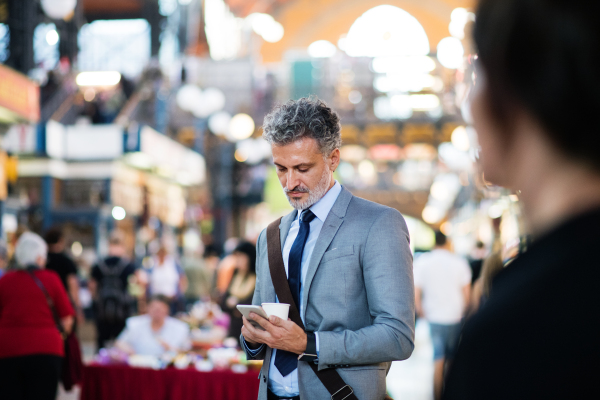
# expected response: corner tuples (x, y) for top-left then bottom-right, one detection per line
(81, 364), (260, 400)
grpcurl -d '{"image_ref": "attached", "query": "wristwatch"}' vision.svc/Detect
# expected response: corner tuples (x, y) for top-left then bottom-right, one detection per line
(298, 332), (318, 362)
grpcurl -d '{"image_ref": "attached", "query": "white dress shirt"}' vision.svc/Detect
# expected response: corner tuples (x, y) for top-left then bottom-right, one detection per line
(244, 181), (342, 397)
(117, 315), (190, 357)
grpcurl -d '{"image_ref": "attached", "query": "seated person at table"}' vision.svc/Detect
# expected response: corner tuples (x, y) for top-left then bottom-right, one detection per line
(115, 295), (190, 357)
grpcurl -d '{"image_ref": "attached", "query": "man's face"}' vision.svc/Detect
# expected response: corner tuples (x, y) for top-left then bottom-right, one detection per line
(271, 137), (340, 210)
(148, 300), (169, 323)
(108, 243), (125, 257)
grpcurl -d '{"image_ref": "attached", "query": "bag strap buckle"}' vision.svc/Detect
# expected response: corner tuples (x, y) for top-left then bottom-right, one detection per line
(331, 385), (353, 400)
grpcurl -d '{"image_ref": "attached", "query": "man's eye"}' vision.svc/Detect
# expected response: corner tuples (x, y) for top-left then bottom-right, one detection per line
(278, 168), (286, 172)
(298, 169), (308, 173)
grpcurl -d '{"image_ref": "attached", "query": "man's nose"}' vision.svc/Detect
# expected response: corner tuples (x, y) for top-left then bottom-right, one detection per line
(286, 170), (300, 190)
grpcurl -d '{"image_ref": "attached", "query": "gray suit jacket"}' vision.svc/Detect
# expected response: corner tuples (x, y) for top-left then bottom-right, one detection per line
(244, 187), (415, 400)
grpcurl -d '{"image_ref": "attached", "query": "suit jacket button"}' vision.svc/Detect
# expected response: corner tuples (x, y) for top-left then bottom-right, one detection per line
(263, 376), (267, 383)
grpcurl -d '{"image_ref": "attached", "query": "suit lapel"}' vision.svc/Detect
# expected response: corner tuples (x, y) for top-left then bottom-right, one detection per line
(279, 210), (296, 250)
(301, 187), (353, 318)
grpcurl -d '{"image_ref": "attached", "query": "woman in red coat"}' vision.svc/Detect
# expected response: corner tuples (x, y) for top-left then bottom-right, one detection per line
(0, 232), (75, 400)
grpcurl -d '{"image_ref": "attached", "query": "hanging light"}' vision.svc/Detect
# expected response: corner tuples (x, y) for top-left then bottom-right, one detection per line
(437, 37), (464, 69)
(76, 71), (121, 87)
(112, 206), (126, 221)
(226, 114), (255, 142)
(308, 40), (337, 58)
(208, 111), (232, 136)
(46, 29), (59, 46)
(200, 87), (226, 116)
(176, 84), (203, 112)
(41, 0), (77, 20)
(451, 126), (470, 151)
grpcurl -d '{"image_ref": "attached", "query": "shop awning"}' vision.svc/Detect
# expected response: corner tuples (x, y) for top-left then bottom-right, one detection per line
(0, 64), (40, 124)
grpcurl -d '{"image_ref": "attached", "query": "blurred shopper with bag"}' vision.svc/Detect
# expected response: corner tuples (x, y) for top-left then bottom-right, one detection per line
(414, 231), (471, 400)
(90, 232), (137, 351)
(44, 227), (85, 390)
(443, 1), (600, 398)
(0, 232), (75, 400)
(44, 227), (83, 325)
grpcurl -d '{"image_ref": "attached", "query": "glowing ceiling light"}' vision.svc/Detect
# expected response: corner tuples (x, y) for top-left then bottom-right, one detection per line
(46, 29), (59, 45)
(261, 21), (284, 43)
(437, 37), (464, 69)
(430, 181), (452, 202)
(76, 71), (122, 87)
(344, 5), (429, 57)
(348, 90), (362, 104)
(176, 84), (203, 112)
(451, 126), (470, 152)
(408, 94), (440, 110)
(371, 56), (436, 74)
(248, 13), (284, 43)
(71, 241), (83, 257)
(358, 159), (377, 184)
(227, 113), (255, 141)
(41, 0), (76, 19)
(112, 206), (127, 221)
(308, 40), (337, 58)
(208, 111), (232, 136)
(422, 205), (445, 224)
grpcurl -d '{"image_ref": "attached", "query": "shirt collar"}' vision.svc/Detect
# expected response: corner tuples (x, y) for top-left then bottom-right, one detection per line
(297, 181), (342, 223)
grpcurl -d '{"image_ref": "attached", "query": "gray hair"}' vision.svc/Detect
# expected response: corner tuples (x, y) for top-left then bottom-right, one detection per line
(262, 96), (342, 156)
(15, 232), (48, 268)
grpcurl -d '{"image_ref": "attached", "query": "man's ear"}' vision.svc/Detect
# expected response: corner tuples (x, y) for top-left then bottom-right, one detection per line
(329, 148), (340, 171)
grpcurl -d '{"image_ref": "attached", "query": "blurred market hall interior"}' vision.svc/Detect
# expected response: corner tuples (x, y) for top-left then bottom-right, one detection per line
(0, 0), (524, 399)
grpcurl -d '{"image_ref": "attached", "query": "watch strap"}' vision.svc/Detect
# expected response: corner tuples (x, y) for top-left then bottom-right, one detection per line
(298, 332), (318, 361)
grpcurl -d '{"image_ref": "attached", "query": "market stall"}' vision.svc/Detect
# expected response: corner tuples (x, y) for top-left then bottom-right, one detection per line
(81, 364), (260, 400)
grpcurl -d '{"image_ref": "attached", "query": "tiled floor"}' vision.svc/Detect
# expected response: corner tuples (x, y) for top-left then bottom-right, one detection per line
(60, 321), (434, 400)
(57, 342), (95, 400)
(387, 319), (434, 400)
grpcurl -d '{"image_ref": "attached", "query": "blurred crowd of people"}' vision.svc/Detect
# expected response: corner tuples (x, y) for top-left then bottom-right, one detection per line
(0, 222), (259, 399)
(0, 219), (505, 400)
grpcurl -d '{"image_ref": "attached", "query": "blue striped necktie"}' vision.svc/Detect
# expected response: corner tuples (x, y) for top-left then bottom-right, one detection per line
(274, 208), (316, 377)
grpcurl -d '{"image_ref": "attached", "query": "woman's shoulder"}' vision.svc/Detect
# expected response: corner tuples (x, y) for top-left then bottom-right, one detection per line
(38, 268), (63, 284)
(0, 269), (21, 284)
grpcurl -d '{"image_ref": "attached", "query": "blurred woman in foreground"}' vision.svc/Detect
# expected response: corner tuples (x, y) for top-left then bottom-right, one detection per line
(443, 1), (600, 399)
(0, 233), (75, 400)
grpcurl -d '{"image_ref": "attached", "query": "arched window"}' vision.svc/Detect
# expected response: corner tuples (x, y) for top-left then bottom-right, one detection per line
(342, 5), (429, 57)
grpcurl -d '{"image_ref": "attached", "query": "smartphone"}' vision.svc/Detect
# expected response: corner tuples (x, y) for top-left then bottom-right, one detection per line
(236, 305), (269, 330)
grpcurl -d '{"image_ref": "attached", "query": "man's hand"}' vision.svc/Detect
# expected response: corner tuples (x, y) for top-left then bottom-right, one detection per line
(241, 312), (307, 354)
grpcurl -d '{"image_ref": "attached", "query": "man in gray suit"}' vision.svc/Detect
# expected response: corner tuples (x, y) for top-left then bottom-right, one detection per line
(241, 97), (415, 400)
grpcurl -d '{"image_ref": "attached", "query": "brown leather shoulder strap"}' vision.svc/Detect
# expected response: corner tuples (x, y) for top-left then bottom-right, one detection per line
(266, 218), (304, 329)
(266, 218), (359, 400)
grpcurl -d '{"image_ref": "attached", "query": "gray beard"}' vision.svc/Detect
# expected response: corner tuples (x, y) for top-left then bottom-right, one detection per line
(285, 169), (332, 210)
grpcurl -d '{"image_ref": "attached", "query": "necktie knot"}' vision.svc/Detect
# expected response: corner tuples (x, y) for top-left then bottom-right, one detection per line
(301, 209), (316, 224)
